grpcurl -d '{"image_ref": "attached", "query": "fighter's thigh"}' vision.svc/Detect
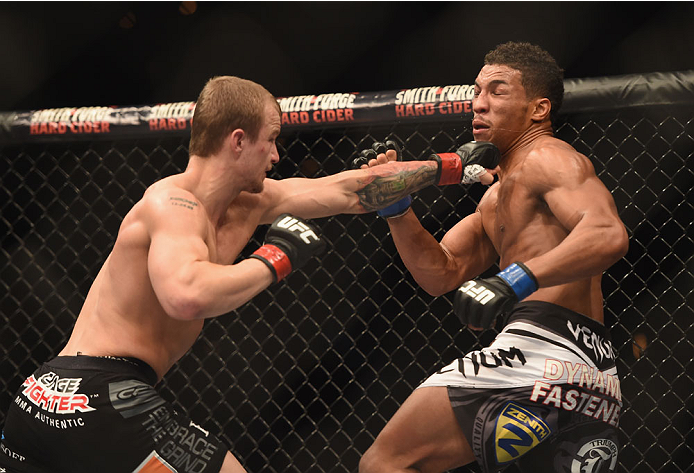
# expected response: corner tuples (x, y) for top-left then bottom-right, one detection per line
(220, 451), (247, 473)
(364, 386), (474, 473)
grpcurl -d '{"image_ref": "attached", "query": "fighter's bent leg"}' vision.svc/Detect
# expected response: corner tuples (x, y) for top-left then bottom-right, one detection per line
(220, 451), (248, 473)
(359, 386), (475, 473)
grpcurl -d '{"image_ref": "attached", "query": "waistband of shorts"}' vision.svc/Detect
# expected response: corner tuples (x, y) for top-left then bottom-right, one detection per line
(505, 300), (611, 341)
(45, 355), (158, 386)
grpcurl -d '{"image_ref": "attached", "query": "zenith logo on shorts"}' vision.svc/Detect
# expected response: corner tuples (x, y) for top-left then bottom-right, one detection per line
(494, 403), (551, 464)
(276, 216), (319, 244)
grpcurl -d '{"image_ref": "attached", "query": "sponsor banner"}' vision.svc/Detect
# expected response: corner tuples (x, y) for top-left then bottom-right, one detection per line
(0, 102), (196, 143)
(0, 87), (473, 143)
(2, 71), (691, 143)
(277, 85), (474, 130)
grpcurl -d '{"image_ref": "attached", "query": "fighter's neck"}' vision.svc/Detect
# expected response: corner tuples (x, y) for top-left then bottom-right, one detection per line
(498, 126), (553, 165)
(180, 156), (242, 224)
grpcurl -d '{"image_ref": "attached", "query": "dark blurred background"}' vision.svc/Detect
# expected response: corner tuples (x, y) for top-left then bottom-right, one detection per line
(1, 1), (693, 111)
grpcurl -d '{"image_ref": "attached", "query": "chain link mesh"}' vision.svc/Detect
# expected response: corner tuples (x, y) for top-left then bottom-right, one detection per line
(1, 106), (693, 473)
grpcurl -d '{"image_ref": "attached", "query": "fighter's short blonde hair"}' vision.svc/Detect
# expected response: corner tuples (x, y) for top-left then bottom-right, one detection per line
(189, 76), (279, 157)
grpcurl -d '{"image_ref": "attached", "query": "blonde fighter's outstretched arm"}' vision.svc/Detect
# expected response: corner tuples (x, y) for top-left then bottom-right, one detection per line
(256, 141), (499, 224)
(258, 160), (439, 223)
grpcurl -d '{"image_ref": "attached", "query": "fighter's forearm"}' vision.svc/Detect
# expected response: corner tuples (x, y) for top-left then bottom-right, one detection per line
(386, 210), (470, 296)
(353, 140), (498, 210)
(353, 160), (438, 211)
(159, 258), (274, 321)
(524, 219), (629, 288)
(270, 141), (498, 220)
(266, 160), (440, 221)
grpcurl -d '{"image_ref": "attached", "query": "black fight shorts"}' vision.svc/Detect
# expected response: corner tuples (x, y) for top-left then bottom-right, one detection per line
(0, 355), (227, 473)
(419, 301), (622, 473)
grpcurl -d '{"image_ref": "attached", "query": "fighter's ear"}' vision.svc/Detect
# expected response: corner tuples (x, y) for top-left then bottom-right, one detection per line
(530, 98), (551, 123)
(228, 128), (245, 152)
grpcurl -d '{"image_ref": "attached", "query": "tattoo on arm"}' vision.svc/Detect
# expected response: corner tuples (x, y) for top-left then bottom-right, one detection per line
(169, 197), (198, 210)
(356, 162), (438, 211)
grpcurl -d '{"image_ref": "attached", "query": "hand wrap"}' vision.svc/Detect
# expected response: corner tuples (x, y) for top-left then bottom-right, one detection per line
(352, 140), (412, 219)
(431, 141), (500, 186)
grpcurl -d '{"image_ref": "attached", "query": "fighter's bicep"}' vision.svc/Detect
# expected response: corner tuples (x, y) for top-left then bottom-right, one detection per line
(145, 195), (211, 296)
(148, 226), (209, 279)
(543, 170), (620, 233)
(440, 210), (498, 279)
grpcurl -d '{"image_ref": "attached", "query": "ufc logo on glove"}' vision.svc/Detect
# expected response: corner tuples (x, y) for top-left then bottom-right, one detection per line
(276, 216), (320, 244)
(454, 262), (539, 329)
(458, 280), (496, 304)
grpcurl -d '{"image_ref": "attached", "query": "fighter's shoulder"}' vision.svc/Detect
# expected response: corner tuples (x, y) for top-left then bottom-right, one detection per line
(524, 137), (596, 183)
(128, 178), (208, 236)
(478, 181), (500, 211)
(526, 136), (591, 167)
(140, 178), (202, 212)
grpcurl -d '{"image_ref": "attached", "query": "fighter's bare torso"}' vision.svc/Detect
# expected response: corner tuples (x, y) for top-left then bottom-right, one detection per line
(59, 175), (266, 381)
(478, 135), (606, 322)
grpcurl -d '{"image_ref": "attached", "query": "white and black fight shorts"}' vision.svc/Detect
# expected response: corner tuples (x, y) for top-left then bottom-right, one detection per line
(419, 301), (622, 473)
(0, 355), (227, 473)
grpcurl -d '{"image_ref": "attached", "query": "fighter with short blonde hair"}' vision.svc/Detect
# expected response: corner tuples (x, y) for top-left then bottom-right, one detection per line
(0, 76), (499, 473)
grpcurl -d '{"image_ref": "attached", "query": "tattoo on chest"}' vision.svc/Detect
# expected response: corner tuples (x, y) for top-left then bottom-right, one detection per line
(356, 166), (436, 210)
(169, 197), (198, 210)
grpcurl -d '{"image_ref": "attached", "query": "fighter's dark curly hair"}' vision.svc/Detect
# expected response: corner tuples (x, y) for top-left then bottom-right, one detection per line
(485, 42), (564, 125)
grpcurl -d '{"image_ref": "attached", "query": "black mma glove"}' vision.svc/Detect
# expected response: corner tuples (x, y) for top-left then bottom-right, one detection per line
(249, 214), (326, 283)
(453, 262), (539, 330)
(352, 140), (412, 218)
(431, 141), (500, 185)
